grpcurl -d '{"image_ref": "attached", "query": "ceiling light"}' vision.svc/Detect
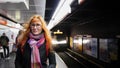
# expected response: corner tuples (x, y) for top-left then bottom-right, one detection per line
(53, 29), (63, 34)
(78, 0), (84, 4)
(47, 0), (74, 30)
(15, 10), (21, 20)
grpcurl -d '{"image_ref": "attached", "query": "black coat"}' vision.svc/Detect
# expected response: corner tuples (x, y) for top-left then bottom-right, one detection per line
(15, 40), (56, 68)
(0, 35), (9, 46)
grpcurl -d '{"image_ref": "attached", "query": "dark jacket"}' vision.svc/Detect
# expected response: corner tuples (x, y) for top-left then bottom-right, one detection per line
(0, 35), (9, 46)
(15, 40), (56, 68)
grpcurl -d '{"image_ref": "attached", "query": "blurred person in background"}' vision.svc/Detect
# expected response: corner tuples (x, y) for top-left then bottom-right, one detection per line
(15, 30), (23, 47)
(0, 32), (10, 59)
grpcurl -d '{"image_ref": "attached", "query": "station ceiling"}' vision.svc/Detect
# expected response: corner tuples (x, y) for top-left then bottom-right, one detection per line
(50, 0), (120, 37)
(0, 0), (120, 37)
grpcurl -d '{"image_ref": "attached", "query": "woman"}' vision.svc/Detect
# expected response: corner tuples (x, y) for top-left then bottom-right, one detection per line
(15, 15), (56, 68)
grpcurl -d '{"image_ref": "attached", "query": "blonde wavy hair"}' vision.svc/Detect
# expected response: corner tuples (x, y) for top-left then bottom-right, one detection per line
(18, 15), (52, 52)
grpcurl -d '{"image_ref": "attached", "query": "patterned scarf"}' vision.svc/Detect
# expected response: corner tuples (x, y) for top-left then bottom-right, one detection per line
(28, 33), (45, 68)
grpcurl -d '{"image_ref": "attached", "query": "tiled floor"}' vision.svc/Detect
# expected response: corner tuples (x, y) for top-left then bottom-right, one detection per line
(0, 53), (15, 68)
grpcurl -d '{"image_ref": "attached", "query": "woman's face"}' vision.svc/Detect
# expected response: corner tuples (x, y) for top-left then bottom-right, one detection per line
(30, 18), (42, 35)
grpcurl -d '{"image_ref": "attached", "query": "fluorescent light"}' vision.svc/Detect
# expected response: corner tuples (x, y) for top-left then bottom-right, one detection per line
(52, 40), (67, 45)
(47, 0), (74, 30)
(78, 0), (84, 4)
(15, 10), (21, 20)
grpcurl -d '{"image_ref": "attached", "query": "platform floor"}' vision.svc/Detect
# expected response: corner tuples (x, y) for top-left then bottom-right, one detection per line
(0, 53), (15, 68)
(0, 52), (68, 68)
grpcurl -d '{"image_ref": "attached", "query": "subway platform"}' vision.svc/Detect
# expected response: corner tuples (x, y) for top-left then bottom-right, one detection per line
(0, 52), (68, 68)
(0, 48), (119, 68)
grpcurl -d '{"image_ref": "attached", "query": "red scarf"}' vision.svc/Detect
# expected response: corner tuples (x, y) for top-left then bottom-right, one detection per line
(28, 33), (45, 68)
